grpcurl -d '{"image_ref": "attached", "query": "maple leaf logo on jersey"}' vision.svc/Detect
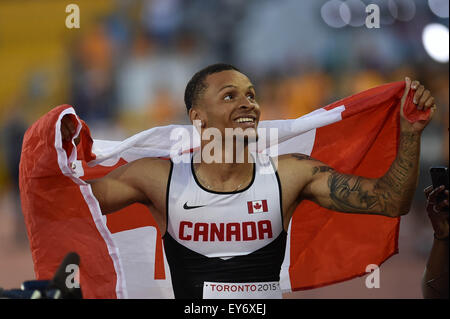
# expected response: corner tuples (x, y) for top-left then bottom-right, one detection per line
(247, 200), (268, 214)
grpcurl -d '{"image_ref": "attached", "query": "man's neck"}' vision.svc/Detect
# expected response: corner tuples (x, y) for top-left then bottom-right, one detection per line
(193, 142), (254, 189)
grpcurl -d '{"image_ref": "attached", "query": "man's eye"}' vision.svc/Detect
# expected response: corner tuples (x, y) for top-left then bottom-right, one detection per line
(224, 94), (233, 101)
(247, 94), (256, 101)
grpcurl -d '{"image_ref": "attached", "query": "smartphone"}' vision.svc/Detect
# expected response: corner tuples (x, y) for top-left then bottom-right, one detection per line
(429, 166), (449, 209)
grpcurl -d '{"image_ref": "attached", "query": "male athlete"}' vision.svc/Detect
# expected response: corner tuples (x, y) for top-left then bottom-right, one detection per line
(61, 63), (437, 299)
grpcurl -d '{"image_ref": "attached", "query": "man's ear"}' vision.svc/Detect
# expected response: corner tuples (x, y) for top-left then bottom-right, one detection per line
(189, 108), (205, 128)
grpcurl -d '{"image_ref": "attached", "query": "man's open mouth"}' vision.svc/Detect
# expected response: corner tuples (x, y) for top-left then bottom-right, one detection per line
(234, 116), (256, 124)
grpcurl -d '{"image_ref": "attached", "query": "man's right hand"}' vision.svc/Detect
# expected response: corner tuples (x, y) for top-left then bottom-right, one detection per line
(61, 114), (80, 145)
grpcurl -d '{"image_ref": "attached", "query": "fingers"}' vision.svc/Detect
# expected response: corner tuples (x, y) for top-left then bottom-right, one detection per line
(413, 84), (424, 105)
(424, 96), (435, 109)
(428, 185), (446, 203)
(418, 89), (431, 110)
(426, 187), (449, 217)
(428, 104), (437, 121)
(431, 199), (449, 216)
(435, 197), (449, 212)
(404, 77), (412, 93)
(408, 79), (436, 113)
(403, 77), (411, 97)
(424, 185), (434, 197)
(400, 77), (412, 116)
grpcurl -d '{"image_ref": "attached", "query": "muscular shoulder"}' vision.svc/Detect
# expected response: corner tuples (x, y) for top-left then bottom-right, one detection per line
(277, 153), (328, 176)
(126, 157), (172, 183)
(103, 156), (172, 190)
(271, 154), (322, 225)
(122, 156), (172, 209)
(275, 153), (333, 204)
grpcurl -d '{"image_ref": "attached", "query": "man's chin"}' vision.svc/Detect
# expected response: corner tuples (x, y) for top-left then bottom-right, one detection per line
(242, 135), (258, 146)
(228, 129), (258, 144)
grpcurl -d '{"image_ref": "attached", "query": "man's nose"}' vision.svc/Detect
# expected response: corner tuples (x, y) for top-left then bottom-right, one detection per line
(237, 97), (255, 110)
(239, 103), (253, 110)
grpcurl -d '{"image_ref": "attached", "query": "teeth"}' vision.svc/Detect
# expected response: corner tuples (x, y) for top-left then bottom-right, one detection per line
(235, 117), (254, 123)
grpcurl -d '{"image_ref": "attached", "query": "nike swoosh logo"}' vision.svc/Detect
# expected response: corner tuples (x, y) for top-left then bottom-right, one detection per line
(183, 202), (206, 210)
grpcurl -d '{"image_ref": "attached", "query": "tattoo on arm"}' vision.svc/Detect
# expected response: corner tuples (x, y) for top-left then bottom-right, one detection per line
(327, 172), (380, 213)
(373, 131), (420, 216)
(293, 154), (381, 213)
(326, 132), (420, 216)
(292, 130), (420, 217)
(291, 154), (313, 161)
(312, 166), (334, 175)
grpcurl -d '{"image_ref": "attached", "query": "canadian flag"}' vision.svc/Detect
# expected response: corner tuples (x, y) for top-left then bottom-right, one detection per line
(247, 200), (268, 214)
(19, 82), (429, 298)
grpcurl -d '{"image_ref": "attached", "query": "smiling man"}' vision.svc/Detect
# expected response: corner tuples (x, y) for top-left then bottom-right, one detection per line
(61, 63), (437, 299)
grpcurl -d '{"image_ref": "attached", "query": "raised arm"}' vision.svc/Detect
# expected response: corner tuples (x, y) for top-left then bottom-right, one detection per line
(297, 132), (417, 217)
(281, 78), (436, 219)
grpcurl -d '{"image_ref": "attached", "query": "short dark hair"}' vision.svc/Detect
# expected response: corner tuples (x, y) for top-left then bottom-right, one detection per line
(184, 63), (241, 112)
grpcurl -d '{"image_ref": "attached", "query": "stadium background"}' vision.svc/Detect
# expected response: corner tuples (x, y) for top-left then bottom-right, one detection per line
(0, 0), (448, 298)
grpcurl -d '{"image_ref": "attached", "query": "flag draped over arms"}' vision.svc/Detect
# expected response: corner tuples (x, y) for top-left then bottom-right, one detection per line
(19, 81), (426, 298)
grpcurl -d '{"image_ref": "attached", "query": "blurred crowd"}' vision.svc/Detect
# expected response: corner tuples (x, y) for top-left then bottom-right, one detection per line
(0, 0), (448, 295)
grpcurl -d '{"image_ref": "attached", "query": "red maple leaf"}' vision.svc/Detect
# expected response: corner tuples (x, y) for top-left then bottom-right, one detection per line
(254, 203), (262, 210)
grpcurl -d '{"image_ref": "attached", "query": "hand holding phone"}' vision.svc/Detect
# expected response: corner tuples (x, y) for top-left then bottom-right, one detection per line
(430, 166), (449, 206)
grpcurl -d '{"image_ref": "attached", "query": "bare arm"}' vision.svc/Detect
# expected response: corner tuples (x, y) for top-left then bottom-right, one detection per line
(86, 157), (171, 217)
(422, 238), (449, 299)
(61, 114), (149, 214)
(291, 135), (418, 217)
(290, 78), (436, 218)
(60, 114), (170, 216)
(87, 159), (152, 214)
(317, 130), (420, 216)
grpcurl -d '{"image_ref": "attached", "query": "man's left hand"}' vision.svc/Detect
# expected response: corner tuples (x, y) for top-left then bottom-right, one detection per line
(424, 185), (449, 240)
(400, 77), (437, 133)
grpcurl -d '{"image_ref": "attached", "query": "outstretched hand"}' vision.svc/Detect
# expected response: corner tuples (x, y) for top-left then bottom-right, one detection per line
(400, 77), (437, 133)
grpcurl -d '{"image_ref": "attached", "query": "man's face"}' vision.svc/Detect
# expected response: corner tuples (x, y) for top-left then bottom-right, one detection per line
(193, 70), (261, 139)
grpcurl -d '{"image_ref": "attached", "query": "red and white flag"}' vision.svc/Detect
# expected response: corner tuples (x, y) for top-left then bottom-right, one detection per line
(247, 200), (268, 214)
(19, 81), (429, 298)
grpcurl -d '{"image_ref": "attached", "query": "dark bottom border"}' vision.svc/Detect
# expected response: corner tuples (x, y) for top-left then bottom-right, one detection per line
(0, 299), (447, 318)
